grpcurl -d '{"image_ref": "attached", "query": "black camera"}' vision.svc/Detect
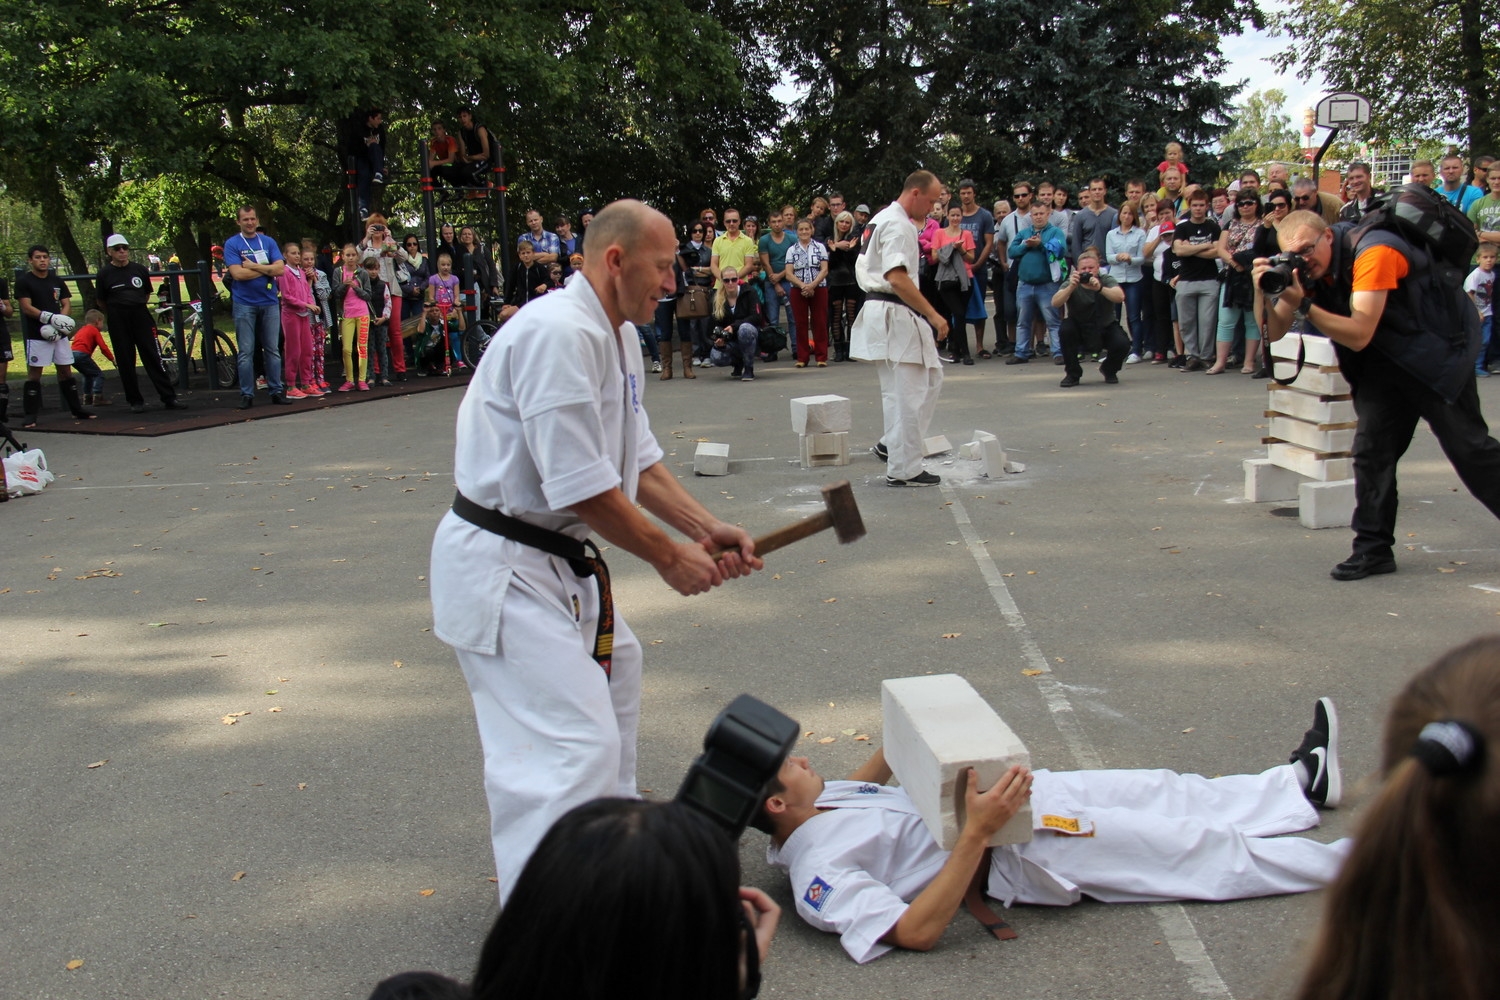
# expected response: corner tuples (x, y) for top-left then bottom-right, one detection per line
(1258, 251), (1310, 295)
(676, 694), (799, 839)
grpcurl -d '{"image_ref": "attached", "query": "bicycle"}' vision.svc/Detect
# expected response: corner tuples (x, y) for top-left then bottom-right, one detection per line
(153, 300), (237, 388)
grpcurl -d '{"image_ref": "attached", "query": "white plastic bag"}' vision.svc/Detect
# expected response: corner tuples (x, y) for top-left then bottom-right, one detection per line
(4, 448), (55, 496)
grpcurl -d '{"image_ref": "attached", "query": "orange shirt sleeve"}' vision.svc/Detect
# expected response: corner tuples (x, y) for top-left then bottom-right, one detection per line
(1352, 244), (1408, 293)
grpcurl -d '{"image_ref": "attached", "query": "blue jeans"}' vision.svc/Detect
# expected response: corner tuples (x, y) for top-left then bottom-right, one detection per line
(72, 352), (105, 395)
(355, 143), (385, 214)
(1014, 280), (1060, 358)
(764, 279), (792, 333)
(1480, 314), (1494, 371)
(234, 300), (284, 396)
(1119, 280), (1146, 355)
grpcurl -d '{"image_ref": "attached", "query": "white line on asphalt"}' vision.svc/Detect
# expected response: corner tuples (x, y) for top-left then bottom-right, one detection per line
(940, 482), (1235, 999)
(57, 473), (455, 490)
(1471, 584), (1500, 594)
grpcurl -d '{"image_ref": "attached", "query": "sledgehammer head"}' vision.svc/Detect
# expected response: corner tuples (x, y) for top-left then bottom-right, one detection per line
(822, 480), (866, 545)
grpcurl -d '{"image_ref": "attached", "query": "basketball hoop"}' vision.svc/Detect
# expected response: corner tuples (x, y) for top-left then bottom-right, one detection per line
(1315, 92), (1371, 130)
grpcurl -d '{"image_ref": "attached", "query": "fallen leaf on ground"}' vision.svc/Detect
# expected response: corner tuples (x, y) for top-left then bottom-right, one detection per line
(855, 735), (870, 741)
(419, 889), (436, 897)
(818, 737), (836, 744)
(1438, 567), (1456, 574)
(1022, 669), (1044, 677)
(265, 690), (278, 695)
(841, 729), (857, 736)
(942, 632), (962, 639)
(66, 959), (84, 971)
(393, 660), (403, 668)
(823, 597), (837, 603)
(221, 711), (251, 725)
(1182, 727), (1196, 733)
(268, 707), (282, 713)
(297, 783), (308, 790)
(231, 871), (246, 881)
(87, 760), (108, 769)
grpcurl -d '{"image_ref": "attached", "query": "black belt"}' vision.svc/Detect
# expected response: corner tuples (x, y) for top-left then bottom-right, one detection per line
(866, 292), (905, 305)
(451, 491), (615, 678)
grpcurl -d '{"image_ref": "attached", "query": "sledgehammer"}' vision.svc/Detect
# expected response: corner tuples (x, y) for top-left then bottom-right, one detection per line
(719, 480), (866, 560)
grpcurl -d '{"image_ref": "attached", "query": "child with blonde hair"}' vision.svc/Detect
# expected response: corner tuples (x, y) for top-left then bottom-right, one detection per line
(278, 240), (320, 398)
(70, 309), (114, 405)
(336, 243), (372, 391)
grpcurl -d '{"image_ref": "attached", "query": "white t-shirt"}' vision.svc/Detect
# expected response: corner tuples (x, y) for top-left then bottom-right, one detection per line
(849, 202), (940, 367)
(1465, 266), (1494, 319)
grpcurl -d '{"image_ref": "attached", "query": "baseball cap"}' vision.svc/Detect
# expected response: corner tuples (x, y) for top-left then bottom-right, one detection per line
(106, 234), (130, 248)
(855, 204), (871, 214)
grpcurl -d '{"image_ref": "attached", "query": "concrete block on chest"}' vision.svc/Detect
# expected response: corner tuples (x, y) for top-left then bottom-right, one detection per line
(882, 673), (1032, 850)
(693, 442), (730, 476)
(790, 394), (852, 435)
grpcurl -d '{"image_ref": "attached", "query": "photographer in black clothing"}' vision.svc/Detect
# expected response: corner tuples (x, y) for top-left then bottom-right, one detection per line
(1052, 248), (1128, 387)
(96, 234), (186, 413)
(1255, 206), (1500, 581)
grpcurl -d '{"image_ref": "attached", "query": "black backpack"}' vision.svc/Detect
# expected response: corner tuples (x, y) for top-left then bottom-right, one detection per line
(1357, 182), (1479, 273)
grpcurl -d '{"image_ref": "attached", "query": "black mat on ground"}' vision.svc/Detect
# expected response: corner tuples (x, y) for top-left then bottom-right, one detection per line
(4, 373), (471, 438)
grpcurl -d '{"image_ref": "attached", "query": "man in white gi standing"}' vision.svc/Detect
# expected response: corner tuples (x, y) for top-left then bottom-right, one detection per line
(851, 170), (950, 487)
(430, 200), (762, 901)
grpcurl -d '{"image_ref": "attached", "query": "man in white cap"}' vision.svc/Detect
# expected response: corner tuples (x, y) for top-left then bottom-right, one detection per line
(96, 234), (187, 413)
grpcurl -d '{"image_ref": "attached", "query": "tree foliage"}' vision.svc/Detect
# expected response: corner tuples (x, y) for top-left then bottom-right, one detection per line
(1219, 88), (1303, 169)
(0, 0), (1257, 267)
(1272, 0), (1500, 156)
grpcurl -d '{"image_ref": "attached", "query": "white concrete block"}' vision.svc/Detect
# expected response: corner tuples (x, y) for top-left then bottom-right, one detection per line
(974, 430), (1006, 478)
(1243, 458), (1301, 502)
(1270, 331), (1338, 367)
(1268, 442), (1352, 481)
(1298, 478), (1356, 529)
(1266, 388), (1355, 424)
(1005, 461), (1026, 474)
(958, 441), (981, 461)
(923, 435), (953, 457)
(1267, 415), (1355, 454)
(1267, 362), (1350, 396)
(693, 442), (730, 476)
(882, 673), (1032, 850)
(800, 431), (850, 468)
(790, 394), (852, 435)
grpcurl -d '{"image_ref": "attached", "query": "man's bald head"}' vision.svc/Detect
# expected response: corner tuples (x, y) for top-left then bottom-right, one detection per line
(582, 200), (671, 265)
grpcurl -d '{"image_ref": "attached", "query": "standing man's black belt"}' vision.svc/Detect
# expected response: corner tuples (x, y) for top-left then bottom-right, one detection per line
(450, 491), (615, 677)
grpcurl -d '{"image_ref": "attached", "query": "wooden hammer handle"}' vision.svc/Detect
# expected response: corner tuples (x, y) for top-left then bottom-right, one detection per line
(714, 510), (834, 560)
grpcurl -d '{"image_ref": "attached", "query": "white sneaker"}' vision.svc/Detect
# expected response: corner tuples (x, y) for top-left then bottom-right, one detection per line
(651, 361), (662, 373)
(1124, 353), (1142, 365)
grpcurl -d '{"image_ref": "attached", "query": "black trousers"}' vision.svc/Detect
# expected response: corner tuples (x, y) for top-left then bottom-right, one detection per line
(937, 281), (971, 359)
(1349, 360), (1500, 558)
(1061, 318), (1130, 380)
(107, 304), (177, 404)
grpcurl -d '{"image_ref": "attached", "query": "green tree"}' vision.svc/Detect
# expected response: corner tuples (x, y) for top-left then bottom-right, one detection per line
(1271, 0), (1500, 157)
(1220, 88), (1303, 170)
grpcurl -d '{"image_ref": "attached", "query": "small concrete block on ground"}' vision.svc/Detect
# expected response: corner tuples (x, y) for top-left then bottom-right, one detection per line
(800, 431), (850, 468)
(882, 673), (1032, 850)
(973, 430), (1006, 478)
(1298, 478), (1356, 529)
(923, 434), (953, 457)
(1244, 457), (1303, 502)
(693, 441), (730, 476)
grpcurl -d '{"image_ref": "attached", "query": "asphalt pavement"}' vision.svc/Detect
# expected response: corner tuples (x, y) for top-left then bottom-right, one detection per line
(6, 348), (1499, 999)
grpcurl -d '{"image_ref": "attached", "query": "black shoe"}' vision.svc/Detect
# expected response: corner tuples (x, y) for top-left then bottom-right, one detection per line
(962, 357), (974, 366)
(870, 442), (888, 462)
(1100, 368), (1119, 385)
(1005, 355), (1029, 365)
(237, 396), (254, 410)
(396, 373), (408, 382)
(163, 399), (189, 411)
(886, 470), (941, 487)
(1290, 698), (1341, 808)
(1168, 355), (1186, 369)
(1053, 356), (1065, 365)
(130, 403), (147, 413)
(1330, 552), (1397, 581)
(1182, 356), (1206, 372)
(1250, 366), (1271, 379)
(270, 393), (292, 405)
(1059, 375), (1079, 387)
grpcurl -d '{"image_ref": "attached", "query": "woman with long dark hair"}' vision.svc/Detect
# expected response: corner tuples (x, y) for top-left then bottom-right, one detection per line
(472, 799), (779, 1000)
(825, 211), (863, 362)
(1292, 636), (1500, 1000)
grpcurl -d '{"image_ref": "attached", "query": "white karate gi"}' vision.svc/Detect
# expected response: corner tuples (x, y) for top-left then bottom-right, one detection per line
(849, 201), (943, 481)
(430, 274), (662, 901)
(768, 767), (1350, 963)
